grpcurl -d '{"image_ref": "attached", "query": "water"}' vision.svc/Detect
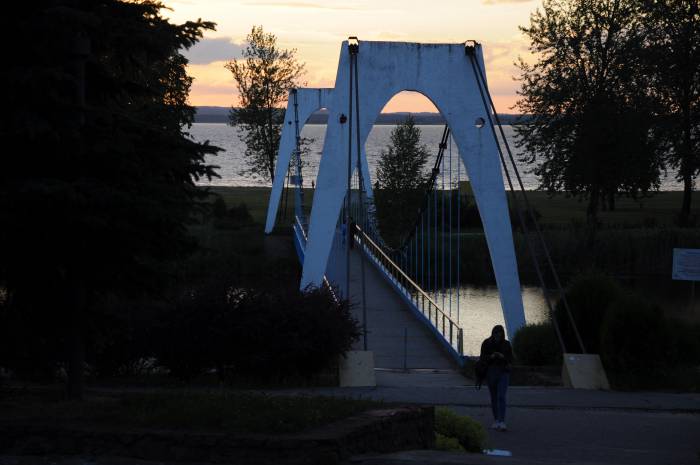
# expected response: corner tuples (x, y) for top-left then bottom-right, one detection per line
(436, 286), (550, 356)
(189, 123), (684, 191)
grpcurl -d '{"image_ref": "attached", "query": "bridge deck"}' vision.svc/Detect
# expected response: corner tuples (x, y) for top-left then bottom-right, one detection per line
(346, 248), (459, 370)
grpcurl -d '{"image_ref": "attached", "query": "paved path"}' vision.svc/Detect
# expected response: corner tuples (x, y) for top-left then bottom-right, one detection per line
(354, 404), (700, 465)
(270, 377), (700, 465)
(346, 248), (457, 370)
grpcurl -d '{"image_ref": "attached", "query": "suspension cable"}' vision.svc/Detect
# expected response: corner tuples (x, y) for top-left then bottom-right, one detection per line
(468, 51), (585, 354)
(345, 39), (355, 302)
(350, 38), (369, 351)
(466, 43), (583, 353)
(292, 89), (305, 224)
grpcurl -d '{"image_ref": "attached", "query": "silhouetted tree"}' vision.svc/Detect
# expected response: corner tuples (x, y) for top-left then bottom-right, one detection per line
(642, 0), (700, 225)
(226, 26), (305, 182)
(0, 0), (219, 398)
(374, 116), (430, 247)
(516, 0), (662, 226)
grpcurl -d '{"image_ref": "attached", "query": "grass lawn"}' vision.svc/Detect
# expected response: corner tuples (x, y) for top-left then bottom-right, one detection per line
(204, 185), (699, 229)
(207, 186), (315, 226)
(1, 389), (382, 434)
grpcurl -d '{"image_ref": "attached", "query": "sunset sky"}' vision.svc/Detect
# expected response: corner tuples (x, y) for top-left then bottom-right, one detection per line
(162, 0), (540, 113)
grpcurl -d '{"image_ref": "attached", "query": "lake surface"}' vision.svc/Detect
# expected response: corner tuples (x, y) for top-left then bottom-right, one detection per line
(187, 123), (679, 353)
(189, 123), (684, 191)
(435, 286), (550, 355)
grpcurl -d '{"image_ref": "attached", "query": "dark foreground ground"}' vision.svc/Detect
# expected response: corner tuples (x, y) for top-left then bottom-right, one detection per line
(3, 378), (698, 465)
(277, 373), (700, 465)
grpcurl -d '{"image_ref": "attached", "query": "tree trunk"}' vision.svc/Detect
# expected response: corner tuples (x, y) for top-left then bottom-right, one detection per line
(66, 280), (87, 400)
(678, 80), (693, 225)
(586, 189), (600, 226)
(680, 173), (693, 225)
(608, 191), (616, 211)
(267, 103), (275, 183)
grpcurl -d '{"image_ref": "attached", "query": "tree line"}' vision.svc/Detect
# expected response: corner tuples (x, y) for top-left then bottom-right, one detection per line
(516, 0), (699, 226)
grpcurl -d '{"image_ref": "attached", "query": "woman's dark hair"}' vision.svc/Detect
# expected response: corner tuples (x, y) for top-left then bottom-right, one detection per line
(491, 325), (506, 338)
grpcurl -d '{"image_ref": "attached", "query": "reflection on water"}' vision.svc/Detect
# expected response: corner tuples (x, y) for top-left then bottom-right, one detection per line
(433, 285), (550, 356)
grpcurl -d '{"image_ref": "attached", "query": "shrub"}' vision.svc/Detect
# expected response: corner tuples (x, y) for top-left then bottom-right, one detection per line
(513, 322), (562, 366)
(434, 407), (486, 453)
(151, 279), (360, 383)
(212, 195), (228, 219)
(435, 433), (464, 452)
(0, 295), (65, 382)
(228, 202), (253, 223)
(151, 283), (226, 381)
(555, 273), (621, 353)
(227, 286), (361, 381)
(599, 294), (673, 382)
(211, 201), (254, 230)
(85, 294), (170, 379)
(669, 319), (700, 365)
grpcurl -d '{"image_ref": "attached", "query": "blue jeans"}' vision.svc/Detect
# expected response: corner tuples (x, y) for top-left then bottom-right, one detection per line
(487, 368), (509, 422)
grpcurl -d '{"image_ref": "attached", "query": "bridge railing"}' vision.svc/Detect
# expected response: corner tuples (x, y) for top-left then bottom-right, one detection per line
(354, 225), (464, 358)
(293, 215), (341, 304)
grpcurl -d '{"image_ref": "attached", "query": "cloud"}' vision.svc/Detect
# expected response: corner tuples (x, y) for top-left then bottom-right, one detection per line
(183, 38), (244, 65)
(482, 0), (533, 4)
(240, 1), (365, 10)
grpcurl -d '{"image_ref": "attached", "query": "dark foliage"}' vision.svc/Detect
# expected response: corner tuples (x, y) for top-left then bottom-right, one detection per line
(554, 273), (622, 354)
(0, 1), (219, 397)
(434, 407), (487, 453)
(226, 26), (305, 182)
(87, 296), (164, 379)
(600, 294), (673, 379)
(512, 322), (562, 366)
(152, 280), (360, 382)
(374, 115), (431, 247)
(642, 0), (700, 224)
(516, 0), (663, 225)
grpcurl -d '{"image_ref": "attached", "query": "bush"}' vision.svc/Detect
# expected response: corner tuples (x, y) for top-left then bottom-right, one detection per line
(87, 296), (164, 378)
(227, 286), (361, 381)
(434, 407), (486, 453)
(555, 273), (621, 353)
(599, 294), (674, 383)
(212, 195), (228, 219)
(228, 202), (253, 223)
(0, 294), (65, 382)
(435, 433), (464, 452)
(513, 322), (562, 366)
(152, 280), (361, 383)
(151, 283), (226, 381)
(212, 201), (254, 230)
(669, 319), (700, 365)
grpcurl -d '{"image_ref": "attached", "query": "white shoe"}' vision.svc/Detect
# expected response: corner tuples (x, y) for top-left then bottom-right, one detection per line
(490, 421), (500, 429)
(497, 421), (507, 431)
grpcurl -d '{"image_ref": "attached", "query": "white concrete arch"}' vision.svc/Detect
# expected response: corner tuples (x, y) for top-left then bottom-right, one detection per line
(264, 88), (373, 233)
(300, 41), (527, 338)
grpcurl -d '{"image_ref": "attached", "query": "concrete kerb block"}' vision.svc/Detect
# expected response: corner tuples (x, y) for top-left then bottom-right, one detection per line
(339, 350), (376, 387)
(562, 353), (611, 390)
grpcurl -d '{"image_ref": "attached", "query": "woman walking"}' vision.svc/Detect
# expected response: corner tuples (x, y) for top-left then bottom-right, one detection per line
(480, 324), (513, 431)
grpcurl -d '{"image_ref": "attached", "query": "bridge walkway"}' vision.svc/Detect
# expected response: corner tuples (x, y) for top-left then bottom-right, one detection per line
(346, 248), (460, 371)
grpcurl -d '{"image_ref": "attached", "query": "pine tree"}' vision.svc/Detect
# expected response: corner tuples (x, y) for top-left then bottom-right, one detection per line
(374, 116), (430, 247)
(0, 0), (219, 399)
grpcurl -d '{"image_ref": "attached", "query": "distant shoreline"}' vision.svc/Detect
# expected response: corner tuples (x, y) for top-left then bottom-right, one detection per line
(194, 106), (528, 125)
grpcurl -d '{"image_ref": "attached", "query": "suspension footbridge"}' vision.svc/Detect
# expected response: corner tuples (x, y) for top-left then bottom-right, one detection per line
(266, 39), (590, 377)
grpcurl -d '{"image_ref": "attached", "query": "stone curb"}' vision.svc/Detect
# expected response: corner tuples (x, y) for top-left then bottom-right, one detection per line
(0, 407), (435, 465)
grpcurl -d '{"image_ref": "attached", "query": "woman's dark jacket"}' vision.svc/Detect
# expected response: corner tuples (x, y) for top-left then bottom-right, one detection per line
(479, 337), (514, 372)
